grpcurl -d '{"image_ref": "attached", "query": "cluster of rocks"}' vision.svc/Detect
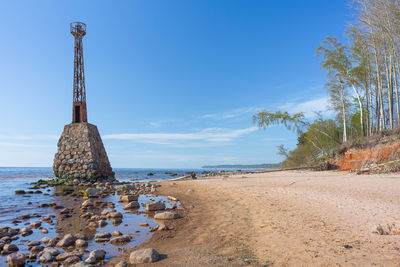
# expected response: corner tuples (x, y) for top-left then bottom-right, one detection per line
(4, 178), (183, 266)
(5, 231), (107, 266)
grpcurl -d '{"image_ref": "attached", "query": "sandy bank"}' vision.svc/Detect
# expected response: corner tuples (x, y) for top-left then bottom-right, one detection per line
(108, 170), (400, 266)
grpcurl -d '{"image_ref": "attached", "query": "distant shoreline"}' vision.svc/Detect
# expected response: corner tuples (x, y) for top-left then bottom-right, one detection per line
(201, 163), (280, 169)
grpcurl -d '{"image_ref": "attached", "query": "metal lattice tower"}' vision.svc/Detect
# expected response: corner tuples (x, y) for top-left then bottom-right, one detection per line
(71, 22), (87, 123)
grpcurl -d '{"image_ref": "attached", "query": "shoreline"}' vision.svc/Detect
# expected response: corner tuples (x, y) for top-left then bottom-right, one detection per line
(108, 170), (400, 266)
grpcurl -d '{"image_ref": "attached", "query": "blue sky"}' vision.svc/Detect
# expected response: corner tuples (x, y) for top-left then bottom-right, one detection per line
(0, 1), (347, 168)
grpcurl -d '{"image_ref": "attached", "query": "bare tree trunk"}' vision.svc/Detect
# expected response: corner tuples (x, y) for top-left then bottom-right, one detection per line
(340, 86), (347, 142)
(351, 84), (365, 136)
(394, 54), (400, 127)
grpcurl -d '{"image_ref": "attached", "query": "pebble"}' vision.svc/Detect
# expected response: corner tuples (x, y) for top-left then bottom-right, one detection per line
(112, 230), (122, 237)
(167, 196), (178, 201)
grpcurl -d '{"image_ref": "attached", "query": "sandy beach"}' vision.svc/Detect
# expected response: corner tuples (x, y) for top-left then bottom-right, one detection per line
(109, 170), (400, 266)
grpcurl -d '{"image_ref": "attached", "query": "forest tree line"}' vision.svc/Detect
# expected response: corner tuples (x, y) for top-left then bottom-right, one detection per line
(253, 0), (400, 167)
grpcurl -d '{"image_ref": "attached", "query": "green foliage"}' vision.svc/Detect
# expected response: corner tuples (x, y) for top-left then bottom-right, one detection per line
(280, 119), (341, 168)
(252, 110), (306, 135)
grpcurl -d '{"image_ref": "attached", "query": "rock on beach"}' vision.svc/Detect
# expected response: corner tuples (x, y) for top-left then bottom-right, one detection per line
(154, 211), (179, 220)
(129, 248), (160, 264)
(145, 201), (166, 211)
(7, 252), (25, 266)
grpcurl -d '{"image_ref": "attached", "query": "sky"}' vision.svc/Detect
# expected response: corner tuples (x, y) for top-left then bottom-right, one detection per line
(0, 1), (348, 168)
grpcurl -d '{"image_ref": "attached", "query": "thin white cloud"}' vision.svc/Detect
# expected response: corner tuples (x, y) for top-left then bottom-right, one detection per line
(0, 142), (36, 148)
(103, 127), (258, 146)
(0, 135), (59, 141)
(279, 96), (332, 118)
(199, 107), (260, 120)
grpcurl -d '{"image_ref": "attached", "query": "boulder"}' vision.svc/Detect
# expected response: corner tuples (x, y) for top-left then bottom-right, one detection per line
(120, 195), (138, 202)
(39, 251), (53, 263)
(154, 211), (179, 220)
(129, 248), (160, 264)
(107, 212), (123, 219)
(7, 252), (25, 266)
(56, 234), (76, 247)
(110, 218), (122, 225)
(4, 244), (18, 252)
(30, 221), (41, 228)
(94, 232), (111, 239)
(85, 249), (106, 264)
(123, 201), (140, 209)
(29, 245), (44, 254)
(85, 188), (100, 198)
(47, 237), (60, 247)
(110, 235), (131, 244)
(56, 251), (84, 261)
(27, 241), (41, 247)
(19, 227), (33, 236)
(145, 201), (165, 212)
(43, 247), (60, 256)
(98, 220), (107, 227)
(75, 239), (88, 248)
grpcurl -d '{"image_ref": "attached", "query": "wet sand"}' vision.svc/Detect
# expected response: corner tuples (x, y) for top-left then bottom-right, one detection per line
(109, 170), (400, 266)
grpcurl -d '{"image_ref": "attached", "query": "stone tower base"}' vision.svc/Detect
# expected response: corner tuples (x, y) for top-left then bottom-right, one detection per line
(53, 123), (115, 182)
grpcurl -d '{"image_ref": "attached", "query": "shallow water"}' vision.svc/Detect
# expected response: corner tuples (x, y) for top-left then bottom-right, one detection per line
(0, 167), (187, 266)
